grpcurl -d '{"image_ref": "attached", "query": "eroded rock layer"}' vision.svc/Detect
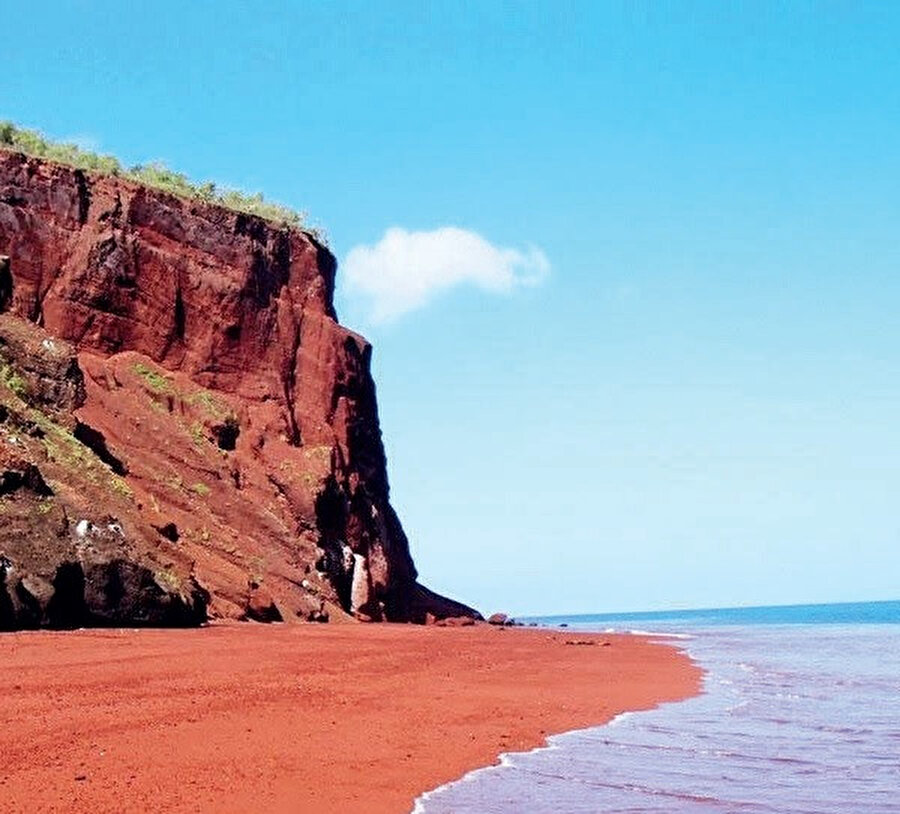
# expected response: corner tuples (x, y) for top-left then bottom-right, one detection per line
(0, 150), (478, 626)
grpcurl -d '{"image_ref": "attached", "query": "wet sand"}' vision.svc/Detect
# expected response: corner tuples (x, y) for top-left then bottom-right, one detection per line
(0, 624), (701, 813)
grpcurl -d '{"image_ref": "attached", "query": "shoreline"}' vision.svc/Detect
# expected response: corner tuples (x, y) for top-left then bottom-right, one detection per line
(411, 709), (644, 813)
(0, 623), (702, 813)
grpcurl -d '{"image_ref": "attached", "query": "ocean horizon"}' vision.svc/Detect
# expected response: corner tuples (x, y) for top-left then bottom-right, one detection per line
(414, 599), (900, 813)
(528, 597), (900, 628)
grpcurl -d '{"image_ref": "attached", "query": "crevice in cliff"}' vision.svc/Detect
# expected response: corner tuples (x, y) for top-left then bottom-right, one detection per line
(98, 192), (123, 225)
(74, 169), (91, 225)
(248, 242), (291, 308)
(31, 282), (55, 327)
(81, 236), (136, 317)
(234, 213), (267, 243)
(282, 319), (302, 447)
(315, 243), (338, 321)
(266, 472), (290, 502)
(214, 416), (240, 451)
(326, 336), (372, 426)
(174, 287), (186, 341)
(160, 264), (189, 365)
(0, 256), (11, 313)
(73, 422), (128, 475)
(27, 268), (48, 326)
(314, 476), (352, 612)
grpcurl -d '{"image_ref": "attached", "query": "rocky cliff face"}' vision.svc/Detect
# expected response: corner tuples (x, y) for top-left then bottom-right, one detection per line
(0, 149), (477, 627)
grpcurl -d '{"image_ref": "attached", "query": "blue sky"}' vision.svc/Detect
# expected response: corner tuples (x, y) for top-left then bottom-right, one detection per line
(4, 2), (899, 614)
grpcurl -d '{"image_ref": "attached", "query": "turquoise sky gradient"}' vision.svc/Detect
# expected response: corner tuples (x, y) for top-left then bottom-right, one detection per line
(4, 2), (899, 614)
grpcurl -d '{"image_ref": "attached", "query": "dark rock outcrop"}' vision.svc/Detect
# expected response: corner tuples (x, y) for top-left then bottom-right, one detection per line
(0, 317), (207, 630)
(0, 149), (479, 628)
(0, 255), (11, 312)
(0, 313), (86, 418)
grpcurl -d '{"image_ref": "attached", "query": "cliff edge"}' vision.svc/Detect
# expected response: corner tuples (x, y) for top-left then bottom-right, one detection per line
(0, 150), (478, 627)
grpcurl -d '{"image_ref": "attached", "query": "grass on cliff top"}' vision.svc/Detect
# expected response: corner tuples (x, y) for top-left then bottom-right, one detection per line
(0, 122), (321, 238)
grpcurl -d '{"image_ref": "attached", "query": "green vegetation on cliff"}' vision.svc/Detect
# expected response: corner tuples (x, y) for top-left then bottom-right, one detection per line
(0, 122), (315, 234)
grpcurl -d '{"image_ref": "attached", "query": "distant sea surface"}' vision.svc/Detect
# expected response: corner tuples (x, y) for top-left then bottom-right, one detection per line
(413, 600), (900, 813)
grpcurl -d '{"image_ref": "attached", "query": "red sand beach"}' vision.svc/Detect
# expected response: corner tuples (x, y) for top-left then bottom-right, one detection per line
(0, 624), (701, 813)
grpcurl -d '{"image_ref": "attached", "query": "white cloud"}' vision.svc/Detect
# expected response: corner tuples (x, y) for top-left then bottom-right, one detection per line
(341, 226), (550, 322)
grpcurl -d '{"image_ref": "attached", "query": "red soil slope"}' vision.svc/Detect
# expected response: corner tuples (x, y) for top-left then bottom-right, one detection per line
(0, 625), (701, 813)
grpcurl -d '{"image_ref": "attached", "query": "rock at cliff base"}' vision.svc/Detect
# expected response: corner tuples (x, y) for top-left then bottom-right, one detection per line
(244, 583), (284, 623)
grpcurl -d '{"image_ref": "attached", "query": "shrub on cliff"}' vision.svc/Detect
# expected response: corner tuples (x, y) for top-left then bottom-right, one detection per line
(0, 121), (123, 175)
(0, 122), (315, 235)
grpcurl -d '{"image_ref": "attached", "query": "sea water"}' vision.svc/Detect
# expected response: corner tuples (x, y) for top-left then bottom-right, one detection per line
(413, 600), (900, 813)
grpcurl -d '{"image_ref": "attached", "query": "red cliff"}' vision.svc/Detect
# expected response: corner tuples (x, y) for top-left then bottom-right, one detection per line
(0, 149), (478, 626)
